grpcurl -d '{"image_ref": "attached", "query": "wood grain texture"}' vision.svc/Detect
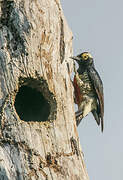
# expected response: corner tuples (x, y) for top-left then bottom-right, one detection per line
(0, 0), (89, 179)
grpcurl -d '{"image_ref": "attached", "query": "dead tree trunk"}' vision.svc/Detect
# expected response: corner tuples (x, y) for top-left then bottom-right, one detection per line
(0, 0), (89, 179)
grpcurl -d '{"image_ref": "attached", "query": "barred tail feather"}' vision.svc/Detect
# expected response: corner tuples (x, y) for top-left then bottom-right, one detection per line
(92, 110), (100, 126)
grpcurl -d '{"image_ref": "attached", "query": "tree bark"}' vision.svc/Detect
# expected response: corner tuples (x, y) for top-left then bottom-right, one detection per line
(0, 0), (89, 179)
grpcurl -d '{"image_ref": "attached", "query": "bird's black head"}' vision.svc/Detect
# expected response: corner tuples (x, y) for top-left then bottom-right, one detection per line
(70, 52), (94, 67)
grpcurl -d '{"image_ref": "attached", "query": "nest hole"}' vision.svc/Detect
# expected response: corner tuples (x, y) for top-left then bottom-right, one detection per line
(14, 85), (51, 122)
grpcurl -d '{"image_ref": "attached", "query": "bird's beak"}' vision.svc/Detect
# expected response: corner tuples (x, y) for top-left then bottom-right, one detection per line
(70, 56), (80, 61)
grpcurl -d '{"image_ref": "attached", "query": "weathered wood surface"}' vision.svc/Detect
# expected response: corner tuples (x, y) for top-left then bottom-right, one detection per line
(0, 0), (89, 179)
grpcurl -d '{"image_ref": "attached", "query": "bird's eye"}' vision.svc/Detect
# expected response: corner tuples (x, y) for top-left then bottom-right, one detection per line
(82, 54), (88, 60)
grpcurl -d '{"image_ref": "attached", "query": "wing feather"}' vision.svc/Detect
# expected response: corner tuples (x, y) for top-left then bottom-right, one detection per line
(88, 67), (104, 132)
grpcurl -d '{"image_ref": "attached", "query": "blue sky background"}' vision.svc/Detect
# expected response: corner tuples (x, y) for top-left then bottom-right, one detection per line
(61, 0), (123, 179)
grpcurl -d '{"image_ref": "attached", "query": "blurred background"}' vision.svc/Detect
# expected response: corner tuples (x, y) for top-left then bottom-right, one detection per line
(61, 0), (123, 179)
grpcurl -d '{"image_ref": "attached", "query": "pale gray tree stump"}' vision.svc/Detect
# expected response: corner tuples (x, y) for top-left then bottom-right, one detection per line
(0, 0), (89, 179)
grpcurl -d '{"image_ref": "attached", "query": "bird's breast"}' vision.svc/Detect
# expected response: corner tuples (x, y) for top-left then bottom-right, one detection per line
(73, 72), (95, 106)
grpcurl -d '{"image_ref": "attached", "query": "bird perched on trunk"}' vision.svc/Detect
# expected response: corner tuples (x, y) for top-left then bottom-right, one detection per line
(70, 52), (104, 132)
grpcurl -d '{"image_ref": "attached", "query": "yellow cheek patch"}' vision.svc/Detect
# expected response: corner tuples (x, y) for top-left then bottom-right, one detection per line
(82, 53), (93, 60)
(82, 53), (88, 60)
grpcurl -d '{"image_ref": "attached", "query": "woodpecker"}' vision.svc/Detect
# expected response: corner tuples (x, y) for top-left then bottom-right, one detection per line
(71, 52), (104, 132)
